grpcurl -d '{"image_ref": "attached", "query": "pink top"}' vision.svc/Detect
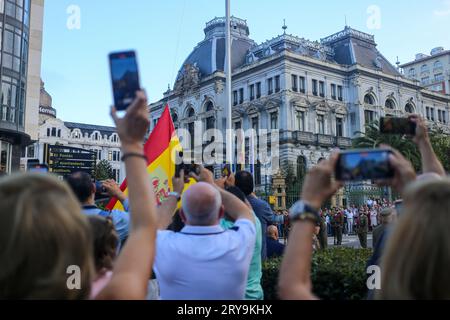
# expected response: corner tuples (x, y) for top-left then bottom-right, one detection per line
(90, 271), (113, 299)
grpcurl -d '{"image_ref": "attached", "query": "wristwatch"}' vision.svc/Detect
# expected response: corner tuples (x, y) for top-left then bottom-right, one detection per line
(289, 200), (320, 225)
(168, 191), (181, 201)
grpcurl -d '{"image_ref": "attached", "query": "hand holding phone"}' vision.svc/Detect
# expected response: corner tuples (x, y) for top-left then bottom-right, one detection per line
(335, 149), (395, 181)
(109, 50), (140, 111)
(221, 164), (231, 177)
(380, 117), (416, 135)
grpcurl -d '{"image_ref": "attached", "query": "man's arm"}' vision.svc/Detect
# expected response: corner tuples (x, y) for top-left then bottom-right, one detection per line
(191, 167), (255, 223)
(97, 91), (157, 300)
(156, 170), (186, 230)
(262, 201), (276, 224)
(279, 152), (342, 300)
(410, 115), (446, 176)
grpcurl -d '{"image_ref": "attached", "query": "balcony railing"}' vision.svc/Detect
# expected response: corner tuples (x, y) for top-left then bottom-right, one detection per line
(336, 136), (352, 148)
(317, 134), (334, 147)
(293, 131), (315, 144)
(293, 132), (353, 149)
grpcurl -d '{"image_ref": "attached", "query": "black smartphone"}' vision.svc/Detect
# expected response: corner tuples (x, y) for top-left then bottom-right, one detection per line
(175, 152), (201, 178)
(335, 149), (395, 181)
(379, 117), (416, 135)
(109, 50), (140, 111)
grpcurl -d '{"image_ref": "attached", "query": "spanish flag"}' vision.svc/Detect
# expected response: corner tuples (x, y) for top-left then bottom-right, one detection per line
(106, 105), (184, 210)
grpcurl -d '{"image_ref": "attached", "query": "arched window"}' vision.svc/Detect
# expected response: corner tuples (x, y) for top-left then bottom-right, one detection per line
(408, 68), (416, 77)
(93, 132), (100, 141)
(385, 99), (395, 109)
(205, 101), (214, 112)
(364, 94), (375, 105)
(297, 156), (307, 179)
(421, 64), (429, 73)
(171, 113), (178, 123)
(72, 130), (81, 139)
(405, 103), (414, 114)
(434, 60), (443, 70)
(205, 102), (215, 131)
(187, 107), (195, 118)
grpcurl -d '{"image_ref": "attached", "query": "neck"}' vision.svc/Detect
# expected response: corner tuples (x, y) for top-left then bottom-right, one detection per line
(83, 196), (96, 207)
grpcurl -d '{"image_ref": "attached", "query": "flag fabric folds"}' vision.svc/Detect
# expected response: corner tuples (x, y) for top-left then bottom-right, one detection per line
(106, 105), (184, 211)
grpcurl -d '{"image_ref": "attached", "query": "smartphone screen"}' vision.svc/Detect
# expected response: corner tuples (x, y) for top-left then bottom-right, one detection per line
(29, 164), (49, 173)
(109, 51), (140, 111)
(335, 149), (394, 181)
(380, 117), (416, 135)
(222, 164), (231, 177)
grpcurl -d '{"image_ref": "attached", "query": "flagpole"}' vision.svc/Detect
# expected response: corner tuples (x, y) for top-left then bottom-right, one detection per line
(225, 0), (233, 167)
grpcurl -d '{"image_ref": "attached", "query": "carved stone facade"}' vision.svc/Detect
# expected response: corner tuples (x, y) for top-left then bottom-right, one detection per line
(149, 17), (450, 201)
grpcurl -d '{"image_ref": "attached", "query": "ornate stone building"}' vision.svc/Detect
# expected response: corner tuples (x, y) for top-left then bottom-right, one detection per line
(149, 17), (450, 189)
(21, 81), (125, 182)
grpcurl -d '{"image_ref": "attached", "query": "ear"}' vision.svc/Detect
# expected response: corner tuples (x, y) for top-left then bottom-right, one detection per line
(179, 209), (187, 223)
(218, 205), (225, 220)
(91, 182), (97, 195)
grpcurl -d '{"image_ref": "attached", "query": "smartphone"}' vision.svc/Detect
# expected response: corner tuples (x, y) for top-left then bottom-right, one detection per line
(29, 164), (49, 173)
(379, 117), (416, 135)
(109, 50), (140, 111)
(175, 152), (201, 177)
(222, 164), (231, 177)
(95, 181), (106, 194)
(335, 149), (395, 181)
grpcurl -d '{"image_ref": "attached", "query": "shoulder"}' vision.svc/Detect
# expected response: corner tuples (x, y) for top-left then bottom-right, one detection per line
(233, 219), (256, 234)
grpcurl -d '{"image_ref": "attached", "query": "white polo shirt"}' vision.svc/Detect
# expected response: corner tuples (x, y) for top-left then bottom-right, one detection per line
(154, 219), (256, 300)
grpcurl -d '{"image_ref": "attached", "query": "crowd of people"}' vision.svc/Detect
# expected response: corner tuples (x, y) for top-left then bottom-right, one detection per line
(0, 91), (449, 300)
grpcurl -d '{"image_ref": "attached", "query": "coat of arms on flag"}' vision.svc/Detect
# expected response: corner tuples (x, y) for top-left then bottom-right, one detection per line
(106, 105), (192, 210)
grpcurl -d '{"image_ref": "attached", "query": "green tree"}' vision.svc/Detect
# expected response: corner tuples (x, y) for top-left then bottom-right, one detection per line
(282, 159), (306, 208)
(353, 121), (450, 173)
(429, 129), (450, 172)
(95, 159), (114, 181)
(352, 121), (421, 171)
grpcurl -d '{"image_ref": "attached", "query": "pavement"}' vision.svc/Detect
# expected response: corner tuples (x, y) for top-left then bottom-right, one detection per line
(278, 233), (373, 249)
(327, 233), (373, 248)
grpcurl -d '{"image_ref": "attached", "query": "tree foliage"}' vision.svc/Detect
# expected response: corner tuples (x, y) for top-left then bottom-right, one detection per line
(353, 120), (450, 173)
(95, 159), (114, 181)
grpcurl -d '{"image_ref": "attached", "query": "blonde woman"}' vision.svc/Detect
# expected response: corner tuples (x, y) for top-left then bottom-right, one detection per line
(379, 178), (450, 299)
(0, 91), (158, 300)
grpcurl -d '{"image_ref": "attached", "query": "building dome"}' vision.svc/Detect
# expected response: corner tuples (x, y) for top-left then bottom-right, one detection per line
(40, 80), (53, 108)
(174, 17), (255, 88)
(39, 80), (57, 122)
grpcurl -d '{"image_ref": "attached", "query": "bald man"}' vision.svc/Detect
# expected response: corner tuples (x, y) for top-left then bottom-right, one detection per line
(153, 167), (256, 300)
(266, 225), (285, 259)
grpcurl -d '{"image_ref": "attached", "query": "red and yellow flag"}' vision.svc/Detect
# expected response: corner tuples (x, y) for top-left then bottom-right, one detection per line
(106, 105), (185, 210)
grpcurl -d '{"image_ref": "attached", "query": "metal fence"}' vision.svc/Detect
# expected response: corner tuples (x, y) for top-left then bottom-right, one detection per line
(256, 183), (395, 210)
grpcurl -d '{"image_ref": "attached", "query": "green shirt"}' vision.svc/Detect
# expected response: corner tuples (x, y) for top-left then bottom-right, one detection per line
(220, 213), (263, 300)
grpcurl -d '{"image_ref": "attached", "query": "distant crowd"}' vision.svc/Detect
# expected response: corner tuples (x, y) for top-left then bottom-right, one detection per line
(0, 91), (449, 300)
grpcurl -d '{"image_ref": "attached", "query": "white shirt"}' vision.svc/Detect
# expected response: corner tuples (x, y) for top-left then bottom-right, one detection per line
(347, 210), (354, 220)
(154, 219), (256, 300)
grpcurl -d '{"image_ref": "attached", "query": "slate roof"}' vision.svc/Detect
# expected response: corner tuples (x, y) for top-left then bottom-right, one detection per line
(64, 122), (117, 136)
(176, 17), (255, 83)
(177, 20), (401, 84)
(321, 27), (401, 76)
